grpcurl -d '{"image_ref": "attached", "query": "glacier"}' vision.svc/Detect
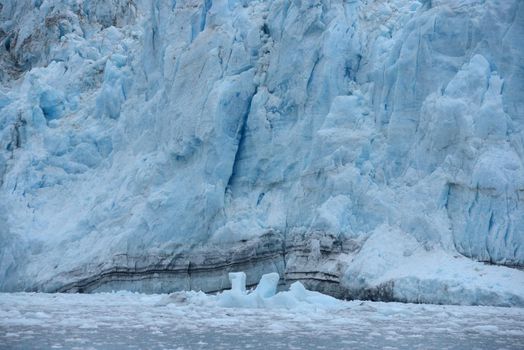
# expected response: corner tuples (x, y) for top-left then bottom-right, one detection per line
(0, 0), (523, 306)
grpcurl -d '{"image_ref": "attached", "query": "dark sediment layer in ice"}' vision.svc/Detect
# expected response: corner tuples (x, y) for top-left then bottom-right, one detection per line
(51, 232), (357, 299)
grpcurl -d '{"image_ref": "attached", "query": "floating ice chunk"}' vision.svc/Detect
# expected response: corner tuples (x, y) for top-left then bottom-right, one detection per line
(228, 272), (246, 294)
(254, 272), (279, 298)
(216, 272), (253, 308)
(289, 281), (308, 300)
(215, 272), (343, 310)
(155, 291), (209, 307)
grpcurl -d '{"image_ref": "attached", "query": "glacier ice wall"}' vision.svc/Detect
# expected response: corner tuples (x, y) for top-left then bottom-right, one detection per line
(0, 0), (523, 305)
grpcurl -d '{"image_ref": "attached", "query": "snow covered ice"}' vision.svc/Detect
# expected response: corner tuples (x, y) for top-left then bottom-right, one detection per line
(1, 0), (524, 309)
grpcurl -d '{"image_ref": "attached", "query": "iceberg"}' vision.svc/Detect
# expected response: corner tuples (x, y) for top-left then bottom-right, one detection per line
(0, 0), (523, 306)
(217, 271), (343, 309)
(158, 272), (343, 310)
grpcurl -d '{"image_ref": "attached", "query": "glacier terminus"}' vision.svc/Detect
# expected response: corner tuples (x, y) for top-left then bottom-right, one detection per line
(0, 0), (523, 309)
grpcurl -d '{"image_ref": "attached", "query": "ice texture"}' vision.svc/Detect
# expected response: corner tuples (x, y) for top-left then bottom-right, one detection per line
(201, 272), (342, 309)
(2, 292), (524, 350)
(229, 272), (247, 294)
(0, 0), (523, 306)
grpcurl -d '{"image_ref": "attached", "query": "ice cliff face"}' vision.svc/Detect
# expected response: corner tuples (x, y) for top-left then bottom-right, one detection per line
(1, 0), (523, 306)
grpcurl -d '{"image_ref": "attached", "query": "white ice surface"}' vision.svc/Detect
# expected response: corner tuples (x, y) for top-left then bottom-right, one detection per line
(1, 291), (523, 350)
(178, 272), (346, 309)
(343, 226), (524, 306)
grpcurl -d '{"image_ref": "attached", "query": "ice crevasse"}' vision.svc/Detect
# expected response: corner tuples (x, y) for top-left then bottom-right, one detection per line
(0, 0), (523, 306)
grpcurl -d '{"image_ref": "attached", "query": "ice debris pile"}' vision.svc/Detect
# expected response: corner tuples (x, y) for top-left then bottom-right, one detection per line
(0, 0), (523, 306)
(3, 292), (524, 349)
(158, 272), (343, 310)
